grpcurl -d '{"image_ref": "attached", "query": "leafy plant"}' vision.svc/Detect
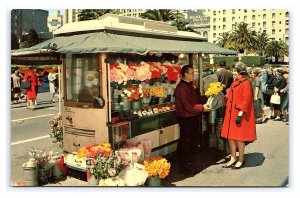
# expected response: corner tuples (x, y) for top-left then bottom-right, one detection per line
(49, 113), (63, 149)
(28, 147), (53, 169)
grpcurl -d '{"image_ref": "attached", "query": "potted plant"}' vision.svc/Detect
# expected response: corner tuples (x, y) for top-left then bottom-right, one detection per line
(28, 147), (53, 185)
(143, 156), (171, 186)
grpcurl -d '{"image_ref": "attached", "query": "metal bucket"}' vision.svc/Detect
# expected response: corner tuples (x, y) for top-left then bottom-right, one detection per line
(22, 162), (38, 186)
(208, 109), (217, 124)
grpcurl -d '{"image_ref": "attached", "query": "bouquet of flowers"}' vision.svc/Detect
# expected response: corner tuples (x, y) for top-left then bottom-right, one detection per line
(143, 156), (171, 179)
(204, 82), (225, 108)
(28, 147), (53, 169)
(48, 113), (63, 149)
(148, 85), (167, 98)
(77, 142), (112, 159)
(90, 152), (130, 180)
(121, 85), (148, 101)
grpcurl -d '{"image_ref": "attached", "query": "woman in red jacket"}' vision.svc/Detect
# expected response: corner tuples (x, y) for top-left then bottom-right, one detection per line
(24, 68), (38, 110)
(221, 62), (256, 169)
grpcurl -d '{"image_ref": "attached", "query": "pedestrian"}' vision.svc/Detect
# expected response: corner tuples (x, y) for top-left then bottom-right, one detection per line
(280, 73), (289, 122)
(264, 67), (277, 118)
(215, 60), (233, 95)
(11, 68), (22, 103)
(221, 62), (256, 169)
(173, 65), (211, 174)
(33, 67), (43, 106)
(250, 69), (265, 123)
(273, 69), (287, 121)
(48, 67), (57, 103)
(23, 67), (39, 110)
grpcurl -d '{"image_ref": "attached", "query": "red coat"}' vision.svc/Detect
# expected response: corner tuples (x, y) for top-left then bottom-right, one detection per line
(24, 71), (38, 99)
(221, 76), (256, 141)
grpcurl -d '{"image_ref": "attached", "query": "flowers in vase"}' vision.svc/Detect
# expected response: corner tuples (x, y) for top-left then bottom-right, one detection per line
(121, 85), (148, 102)
(143, 156), (171, 179)
(148, 85), (167, 98)
(28, 147), (53, 169)
(204, 82), (225, 108)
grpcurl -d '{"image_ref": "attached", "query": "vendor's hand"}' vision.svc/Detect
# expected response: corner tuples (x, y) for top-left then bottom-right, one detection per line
(254, 97), (258, 101)
(235, 115), (242, 125)
(203, 105), (211, 112)
(280, 89), (283, 93)
(193, 104), (203, 112)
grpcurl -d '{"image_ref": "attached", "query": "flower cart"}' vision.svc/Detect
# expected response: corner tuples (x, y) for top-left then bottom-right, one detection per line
(11, 14), (235, 175)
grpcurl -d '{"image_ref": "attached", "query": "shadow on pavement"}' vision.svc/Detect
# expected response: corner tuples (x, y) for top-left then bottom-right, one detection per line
(162, 148), (229, 186)
(244, 152), (265, 167)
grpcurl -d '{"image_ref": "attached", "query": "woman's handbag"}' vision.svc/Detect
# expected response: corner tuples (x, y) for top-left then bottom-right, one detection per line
(21, 81), (31, 89)
(270, 93), (281, 105)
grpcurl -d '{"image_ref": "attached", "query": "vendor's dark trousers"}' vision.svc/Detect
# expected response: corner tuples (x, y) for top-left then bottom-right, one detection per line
(177, 116), (200, 170)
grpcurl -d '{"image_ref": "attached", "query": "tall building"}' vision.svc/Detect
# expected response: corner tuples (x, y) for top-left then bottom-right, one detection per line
(63, 9), (82, 25)
(48, 10), (63, 32)
(117, 9), (146, 18)
(207, 9), (289, 45)
(11, 9), (49, 43)
(186, 9), (210, 39)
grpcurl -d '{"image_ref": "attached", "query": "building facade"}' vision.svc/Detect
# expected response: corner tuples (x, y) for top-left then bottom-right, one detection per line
(63, 9), (82, 25)
(117, 9), (146, 18)
(11, 9), (49, 43)
(186, 9), (210, 39)
(48, 10), (63, 32)
(207, 9), (289, 45)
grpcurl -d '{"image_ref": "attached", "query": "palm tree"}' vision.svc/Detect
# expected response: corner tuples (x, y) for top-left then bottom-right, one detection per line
(254, 32), (271, 56)
(265, 40), (289, 63)
(230, 22), (256, 54)
(141, 9), (177, 22)
(216, 32), (234, 49)
(78, 9), (120, 21)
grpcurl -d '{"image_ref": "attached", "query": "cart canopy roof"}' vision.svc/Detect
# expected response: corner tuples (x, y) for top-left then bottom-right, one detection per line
(12, 13), (236, 56)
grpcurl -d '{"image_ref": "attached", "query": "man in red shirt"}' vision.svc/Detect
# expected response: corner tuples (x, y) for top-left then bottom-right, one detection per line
(174, 65), (210, 174)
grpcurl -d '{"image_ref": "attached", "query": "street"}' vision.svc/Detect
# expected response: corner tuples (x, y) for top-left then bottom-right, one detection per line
(10, 92), (289, 187)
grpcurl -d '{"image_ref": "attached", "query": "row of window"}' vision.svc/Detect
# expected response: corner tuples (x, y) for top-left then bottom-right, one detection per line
(212, 28), (289, 38)
(213, 16), (289, 23)
(213, 10), (289, 18)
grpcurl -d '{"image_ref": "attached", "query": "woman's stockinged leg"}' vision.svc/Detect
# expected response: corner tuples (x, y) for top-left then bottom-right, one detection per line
(225, 139), (237, 166)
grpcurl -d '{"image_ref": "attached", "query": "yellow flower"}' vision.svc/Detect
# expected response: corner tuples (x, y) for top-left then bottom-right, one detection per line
(205, 82), (225, 97)
(148, 85), (166, 98)
(143, 157), (171, 179)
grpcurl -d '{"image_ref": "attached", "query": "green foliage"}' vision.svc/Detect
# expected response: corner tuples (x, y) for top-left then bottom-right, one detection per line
(11, 33), (19, 49)
(78, 9), (120, 21)
(49, 114), (63, 149)
(27, 29), (39, 47)
(213, 56), (238, 68)
(241, 56), (266, 67)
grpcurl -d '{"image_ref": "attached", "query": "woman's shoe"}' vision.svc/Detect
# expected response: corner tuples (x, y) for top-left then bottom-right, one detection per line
(222, 158), (237, 168)
(232, 161), (245, 169)
(274, 117), (281, 121)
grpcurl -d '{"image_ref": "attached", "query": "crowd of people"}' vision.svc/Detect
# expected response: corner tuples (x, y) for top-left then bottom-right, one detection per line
(174, 61), (289, 174)
(11, 66), (59, 110)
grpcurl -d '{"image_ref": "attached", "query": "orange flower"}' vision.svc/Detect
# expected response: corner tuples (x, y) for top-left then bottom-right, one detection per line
(143, 156), (171, 179)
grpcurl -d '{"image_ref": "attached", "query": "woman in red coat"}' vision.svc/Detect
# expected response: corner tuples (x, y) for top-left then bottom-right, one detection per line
(24, 68), (38, 110)
(221, 62), (256, 169)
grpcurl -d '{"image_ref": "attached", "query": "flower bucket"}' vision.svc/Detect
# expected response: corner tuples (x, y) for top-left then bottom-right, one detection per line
(208, 109), (217, 124)
(132, 101), (141, 110)
(22, 162), (38, 186)
(86, 170), (99, 186)
(112, 102), (121, 111)
(120, 97), (132, 111)
(146, 176), (161, 187)
(38, 165), (52, 185)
